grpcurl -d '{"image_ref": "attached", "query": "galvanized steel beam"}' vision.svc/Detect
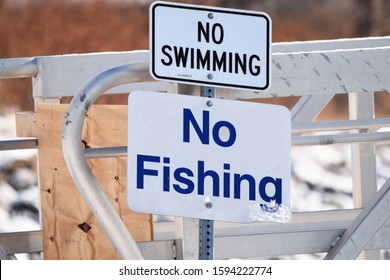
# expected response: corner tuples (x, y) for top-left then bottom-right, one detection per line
(291, 94), (334, 125)
(0, 139), (38, 150)
(292, 131), (390, 146)
(2, 210), (390, 260)
(0, 58), (38, 78)
(83, 131), (390, 159)
(0, 231), (43, 255)
(272, 36), (390, 53)
(84, 146), (127, 159)
(220, 46), (390, 99)
(324, 178), (390, 260)
(292, 117), (390, 133)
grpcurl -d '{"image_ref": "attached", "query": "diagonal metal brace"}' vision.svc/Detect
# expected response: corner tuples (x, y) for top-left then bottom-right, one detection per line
(324, 177), (390, 259)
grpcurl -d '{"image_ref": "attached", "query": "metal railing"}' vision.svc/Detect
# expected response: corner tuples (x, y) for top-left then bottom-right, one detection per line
(0, 58), (37, 78)
(1, 36), (390, 260)
(62, 63), (151, 260)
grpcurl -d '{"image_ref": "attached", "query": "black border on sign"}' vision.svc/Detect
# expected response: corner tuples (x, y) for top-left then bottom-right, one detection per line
(150, 2), (271, 91)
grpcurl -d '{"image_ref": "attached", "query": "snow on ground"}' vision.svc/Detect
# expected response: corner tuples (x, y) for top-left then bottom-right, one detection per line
(0, 114), (37, 168)
(0, 113), (39, 236)
(1, 112), (390, 259)
(291, 144), (354, 211)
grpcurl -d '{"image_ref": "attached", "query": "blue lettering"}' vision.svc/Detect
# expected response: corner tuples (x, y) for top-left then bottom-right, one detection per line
(197, 160), (220, 197)
(259, 177), (282, 204)
(163, 157), (170, 192)
(173, 167), (195, 194)
(233, 173), (256, 201)
(135, 154), (283, 205)
(212, 120), (236, 147)
(183, 108), (209, 145)
(136, 154), (159, 189)
(223, 163), (230, 198)
(182, 108), (236, 147)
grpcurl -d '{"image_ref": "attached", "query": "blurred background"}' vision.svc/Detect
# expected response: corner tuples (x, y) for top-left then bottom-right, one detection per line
(0, 0), (390, 259)
(0, 0), (389, 112)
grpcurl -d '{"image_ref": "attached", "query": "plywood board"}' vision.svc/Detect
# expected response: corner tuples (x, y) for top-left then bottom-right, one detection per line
(35, 104), (153, 259)
(15, 111), (38, 137)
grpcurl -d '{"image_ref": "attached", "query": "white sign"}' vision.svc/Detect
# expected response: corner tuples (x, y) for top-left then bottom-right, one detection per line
(127, 92), (291, 223)
(150, 1), (271, 91)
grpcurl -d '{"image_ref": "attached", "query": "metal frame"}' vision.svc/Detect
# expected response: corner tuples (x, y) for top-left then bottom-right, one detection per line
(324, 178), (390, 259)
(0, 36), (390, 260)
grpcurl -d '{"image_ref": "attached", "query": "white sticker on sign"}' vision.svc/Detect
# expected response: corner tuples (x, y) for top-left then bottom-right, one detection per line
(127, 91), (291, 223)
(150, 1), (271, 91)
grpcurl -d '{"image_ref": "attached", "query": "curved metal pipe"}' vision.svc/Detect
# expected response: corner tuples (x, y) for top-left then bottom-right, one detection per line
(62, 63), (152, 260)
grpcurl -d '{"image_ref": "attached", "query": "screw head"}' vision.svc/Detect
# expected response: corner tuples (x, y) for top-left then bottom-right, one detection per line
(207, 73), (214, 80)
(205, 201), (213, 209)
(208, 13), (214, 19)
(206, 100), (213, 107)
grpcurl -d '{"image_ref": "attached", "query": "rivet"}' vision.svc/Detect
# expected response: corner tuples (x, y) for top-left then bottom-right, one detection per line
(207, 73), (214, 80)
(206, 100), (213, 107)
(208, 13), (214, 19)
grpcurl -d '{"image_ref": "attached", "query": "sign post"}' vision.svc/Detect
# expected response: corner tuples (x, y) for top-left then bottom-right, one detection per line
(199, 85), (216, 260)
(127, 1), (290, 259)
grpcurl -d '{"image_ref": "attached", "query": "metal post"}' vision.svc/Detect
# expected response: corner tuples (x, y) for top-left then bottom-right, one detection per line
(348, 92), (379, 259)
(199, 86), (216, 260)
(199, 219), (214, 260)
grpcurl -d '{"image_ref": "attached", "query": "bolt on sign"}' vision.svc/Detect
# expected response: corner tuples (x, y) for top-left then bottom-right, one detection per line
(127, 92), (291, 223)
(150, 1), (272, 91)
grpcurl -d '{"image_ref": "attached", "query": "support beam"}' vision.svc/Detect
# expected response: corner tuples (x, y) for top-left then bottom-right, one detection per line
(324, 178), (390, 260)
(0, 231), (43, 255)
(348, 92), (379, 259)
(175, 218), (199, 260)
(291, 94), (334, 125)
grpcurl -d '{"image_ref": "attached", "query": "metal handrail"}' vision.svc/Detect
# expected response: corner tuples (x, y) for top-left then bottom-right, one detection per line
(84, 131), (390, 158)
(62, 62), (152, 260)
(292, 117), (390, 133)
(2, 118), (390, 157)
(0, 58), (38, 78)
(83, 146), (127, 159)
(0, 41), (388, 259)
(292, 131), (390, 146)
(0, 139), (38, 150)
